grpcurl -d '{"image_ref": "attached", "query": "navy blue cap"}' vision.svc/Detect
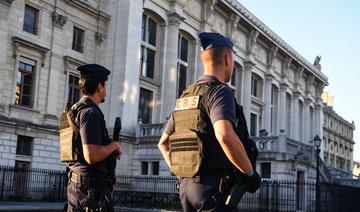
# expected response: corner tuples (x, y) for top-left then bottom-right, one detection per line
(199, 32), (235, 52)
(77, 64), (110, 81)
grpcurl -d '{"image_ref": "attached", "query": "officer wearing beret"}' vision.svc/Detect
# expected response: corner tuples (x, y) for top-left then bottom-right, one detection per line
(66, 64), (121, 212)
(158, 32), (261, 211)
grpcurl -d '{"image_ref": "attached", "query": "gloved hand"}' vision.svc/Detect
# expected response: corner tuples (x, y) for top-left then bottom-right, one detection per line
(246, 171), (261, 193)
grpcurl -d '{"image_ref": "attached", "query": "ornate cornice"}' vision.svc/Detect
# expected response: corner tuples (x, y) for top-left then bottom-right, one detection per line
(222, 0), (328, 85)
(64, 0), (110, 22)
(12, 36), (49, 67)
(52, 11), (67, 28)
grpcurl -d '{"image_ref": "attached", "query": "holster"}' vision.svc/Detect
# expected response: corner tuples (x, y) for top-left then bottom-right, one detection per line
(213, 170), (248, 207)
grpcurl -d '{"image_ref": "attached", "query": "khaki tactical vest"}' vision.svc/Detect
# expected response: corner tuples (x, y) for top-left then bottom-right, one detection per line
(169, 81), (233, 178)
(59, 102), (91, 163)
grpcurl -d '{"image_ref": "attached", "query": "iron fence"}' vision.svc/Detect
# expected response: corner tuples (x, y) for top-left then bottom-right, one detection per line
(1, 166), (360, 211)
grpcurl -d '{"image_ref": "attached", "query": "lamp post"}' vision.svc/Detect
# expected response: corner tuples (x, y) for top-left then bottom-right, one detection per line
(314, 135), (321, 212)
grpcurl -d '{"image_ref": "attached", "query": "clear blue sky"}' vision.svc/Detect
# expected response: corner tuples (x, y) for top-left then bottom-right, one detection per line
(238, 0), (360, 161)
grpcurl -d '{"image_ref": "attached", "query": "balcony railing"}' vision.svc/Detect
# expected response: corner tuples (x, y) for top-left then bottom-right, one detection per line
(136, 123), (164, 138)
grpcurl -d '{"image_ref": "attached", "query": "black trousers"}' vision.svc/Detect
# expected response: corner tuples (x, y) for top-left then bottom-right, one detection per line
(67, 180), (114, 212)
(179, 174), (237, 212)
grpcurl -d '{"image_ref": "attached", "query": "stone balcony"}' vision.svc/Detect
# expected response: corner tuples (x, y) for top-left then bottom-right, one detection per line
(135, 123), (332, 181)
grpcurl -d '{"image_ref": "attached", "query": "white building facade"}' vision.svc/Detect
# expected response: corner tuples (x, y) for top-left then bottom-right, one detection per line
(0, 0), (331, 181)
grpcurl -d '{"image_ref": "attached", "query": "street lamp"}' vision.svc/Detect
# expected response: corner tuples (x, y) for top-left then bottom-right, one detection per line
(314, 135), (321, 212)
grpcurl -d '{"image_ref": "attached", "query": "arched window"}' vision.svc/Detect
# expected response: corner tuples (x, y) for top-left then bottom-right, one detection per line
(251, 73), (263, 99)
(177, 34), (189, 97)
(140, 14), (157, 79)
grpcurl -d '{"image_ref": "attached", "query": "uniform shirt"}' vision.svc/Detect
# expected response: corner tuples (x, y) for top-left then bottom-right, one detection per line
(164, 75), (236, 135)
(69, 97), (109, 175)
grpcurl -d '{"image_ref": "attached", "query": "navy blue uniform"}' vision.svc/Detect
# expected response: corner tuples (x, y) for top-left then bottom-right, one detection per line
(165, 76), (237, 212)
(67, 97), (114, 212)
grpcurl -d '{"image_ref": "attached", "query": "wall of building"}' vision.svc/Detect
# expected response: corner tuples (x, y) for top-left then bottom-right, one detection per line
(323, 105), (355, 173)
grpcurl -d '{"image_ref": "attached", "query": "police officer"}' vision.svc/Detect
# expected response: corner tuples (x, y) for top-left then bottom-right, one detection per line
(66, 64), (122, 212)
(158, 32), (261, 211)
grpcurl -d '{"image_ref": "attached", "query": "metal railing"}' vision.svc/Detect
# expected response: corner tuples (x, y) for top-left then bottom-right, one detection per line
(1, 166), (360, 211)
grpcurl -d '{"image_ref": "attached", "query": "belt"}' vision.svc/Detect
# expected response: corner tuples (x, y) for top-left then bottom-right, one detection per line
(70, 172), (113, 186)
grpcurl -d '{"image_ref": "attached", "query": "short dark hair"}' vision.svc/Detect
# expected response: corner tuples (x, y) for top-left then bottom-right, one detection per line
(202, 47), (230, 65)
(79, 76), (104, 95)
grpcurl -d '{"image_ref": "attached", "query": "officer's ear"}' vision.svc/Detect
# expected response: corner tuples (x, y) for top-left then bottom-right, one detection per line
(224, 50), (232, 66)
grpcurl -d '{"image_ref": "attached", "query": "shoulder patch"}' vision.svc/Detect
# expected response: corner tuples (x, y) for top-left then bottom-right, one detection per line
(175, 96), (200, 111)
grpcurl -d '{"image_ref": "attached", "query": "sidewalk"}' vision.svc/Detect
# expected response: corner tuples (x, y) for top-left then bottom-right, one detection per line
(0, 201), (64, 211)
(0, 202), (180, 212)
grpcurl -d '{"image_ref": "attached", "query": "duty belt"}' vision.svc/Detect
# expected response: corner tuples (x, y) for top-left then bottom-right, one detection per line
(70, 172), (113, 187)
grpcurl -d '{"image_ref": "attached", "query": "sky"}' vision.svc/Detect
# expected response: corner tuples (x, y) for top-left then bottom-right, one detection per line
(238, 0), (360, 161)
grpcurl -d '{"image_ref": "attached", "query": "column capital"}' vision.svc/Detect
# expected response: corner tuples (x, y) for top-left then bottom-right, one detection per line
(265, 73), (274, 82)
(244, 60), (255, 71)
(293, 91), (301, 98)
(168, 12), (184, 26)
(304, 98), (312, 105)
(280, 82), (287, 91)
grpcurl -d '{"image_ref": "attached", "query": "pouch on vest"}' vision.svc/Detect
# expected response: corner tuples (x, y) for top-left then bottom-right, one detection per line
(169, 129), (203, 177)
(169, 94), (203, 177)
(59, 110), (77, 162)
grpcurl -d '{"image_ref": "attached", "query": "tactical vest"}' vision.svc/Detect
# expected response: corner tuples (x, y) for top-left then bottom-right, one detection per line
(169, 81), (233, 178)
(59, 99), (111, 166)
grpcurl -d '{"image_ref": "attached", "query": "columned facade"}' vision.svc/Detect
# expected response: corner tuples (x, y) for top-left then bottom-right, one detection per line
(1, 0), (334, 181)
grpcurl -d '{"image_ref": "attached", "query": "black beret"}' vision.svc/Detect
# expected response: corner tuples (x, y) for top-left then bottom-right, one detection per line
(199, 32), (235, 52)
(77, 64), (111, 81)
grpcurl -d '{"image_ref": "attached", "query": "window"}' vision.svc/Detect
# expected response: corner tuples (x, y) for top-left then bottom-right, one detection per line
(23, 5), (38, 35)
(251, 76), (258, 97)
(286, 93), (292, 136)
(138, 88), (153, 124)
(271, 85), (278, 134)
(260, 162), (271, 178)
(15, 58), (36, 107)
(16, 135), (33, 156)
(67, 74), (80, 107)
(152, 161), (159, 175)
(177, 35), (189, 97)
(230, 68), (236, 86)
(72, 26), (85, 53)
(250, 113), (257, 136)
(141, 162), (148, 175)
(140, 15), (157, 79)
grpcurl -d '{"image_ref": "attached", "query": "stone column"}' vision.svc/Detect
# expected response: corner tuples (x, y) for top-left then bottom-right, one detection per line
(103, 0), (143, 135)
(292, 92), (300, 140)
(161, 13), (181, 120)
(304, 99), (311, 143)
(315, 103), (324, 158)
(278, 83), (287, 134)
(242, 61), (254, 126)
(263, 74), (272, 134)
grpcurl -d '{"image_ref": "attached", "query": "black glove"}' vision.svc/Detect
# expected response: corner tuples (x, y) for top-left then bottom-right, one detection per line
(246, 171), (261, 193)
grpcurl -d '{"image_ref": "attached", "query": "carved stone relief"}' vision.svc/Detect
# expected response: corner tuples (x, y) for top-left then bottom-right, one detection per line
(52, 12), (67, 28)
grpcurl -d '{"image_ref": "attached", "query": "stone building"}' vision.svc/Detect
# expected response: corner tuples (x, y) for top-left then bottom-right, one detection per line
(322, 92), (355, 174)
(0, 0), (109, 170)
(0, 0), (332, 181)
